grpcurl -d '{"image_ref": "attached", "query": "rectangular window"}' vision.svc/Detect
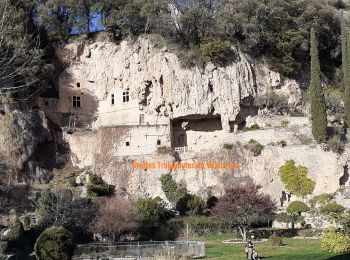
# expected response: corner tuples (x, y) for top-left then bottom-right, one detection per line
(77, 82), (81, 88)
(123, 90), (130, 102)
(126, 141), (130, 147)
(111, 94), (115, 105)
(157, 140), (161, 145)
(72, 96), (81, 108)
(139, 114), (144, 124)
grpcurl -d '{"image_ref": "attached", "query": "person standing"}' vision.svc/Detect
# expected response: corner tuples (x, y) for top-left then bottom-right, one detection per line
(244, 243), (248, 258)
(247, 239), (254, 260)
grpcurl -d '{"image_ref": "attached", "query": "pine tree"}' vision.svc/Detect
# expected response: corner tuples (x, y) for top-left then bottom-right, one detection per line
(309, 28), (327, 143)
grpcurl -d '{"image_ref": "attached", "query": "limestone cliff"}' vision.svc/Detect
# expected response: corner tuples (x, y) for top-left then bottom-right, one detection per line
(7, 35), (347, 209)
(57, 36), (302, 131)
(0, 104), (65, 184)
(51, 36), (348, 205)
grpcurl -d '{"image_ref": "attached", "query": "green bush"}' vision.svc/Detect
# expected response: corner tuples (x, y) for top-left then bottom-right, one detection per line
(223, 143), (233, 150)
(136, 198), (165, 227)
(87, 183), (115, 197)
(276, 212), (292, 223)
(277, 140), (287, 147)
(281, 120), (290, 127)
(287, 201), (310, 214)
(251, 229), (299, 239)
(176, 194), (207, 216)
(319, 203), (345, 214)
(242, 124), (260, 132)
(187, 195), (207, 215)
(309, 193), (334, 207)
(320, 228), (350, 254)
(281, 120), (289, 127)
(87, 173), (115, 197)
(254, 91), (289, 113)
(279, 160), (315, 198)
(177, 46), (205, 69)
(298, 228), (323, 238)
(207, 196), (218, 209)
(34, 227), (74, 260)
(180, 216), (230, 236)
(285, 201), (309, 229)
(245, 139), (264, 156)
(276, 212), (304, 224)
(268, 233), (283, 247)
(160, 174), (187, 204)
(325, 90), (344, 114)
(200, 40), (233, 66)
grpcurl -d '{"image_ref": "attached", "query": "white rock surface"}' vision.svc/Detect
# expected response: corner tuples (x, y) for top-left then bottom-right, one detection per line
(58, 36), (302, 132)
(56, 37), (348, 205)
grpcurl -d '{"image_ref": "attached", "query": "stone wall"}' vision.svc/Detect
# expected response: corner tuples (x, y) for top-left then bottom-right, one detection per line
(67, 124), (171, 168)
(67, 115), (350, 204)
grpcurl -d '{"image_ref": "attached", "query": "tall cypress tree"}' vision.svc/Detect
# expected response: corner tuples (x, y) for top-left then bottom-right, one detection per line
(344, 29), (350, 128)
(342, 17), (349, 92)
(309, 28), (327, 143)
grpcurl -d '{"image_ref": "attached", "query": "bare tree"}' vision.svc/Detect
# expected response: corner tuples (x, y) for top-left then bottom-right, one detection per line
(0, 0), (45, 95)
(36, 188), (94, 231)
(91, 197), (138, 242)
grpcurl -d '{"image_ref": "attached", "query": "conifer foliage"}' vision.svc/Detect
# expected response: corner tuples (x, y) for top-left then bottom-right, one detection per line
(309, 28), (328, 143)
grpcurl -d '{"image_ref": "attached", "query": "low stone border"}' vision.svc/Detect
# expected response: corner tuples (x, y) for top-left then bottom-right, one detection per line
(222, 239), (268, 244)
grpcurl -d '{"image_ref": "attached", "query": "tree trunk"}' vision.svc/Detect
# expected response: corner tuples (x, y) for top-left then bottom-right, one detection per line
(238, 226), (247, 241)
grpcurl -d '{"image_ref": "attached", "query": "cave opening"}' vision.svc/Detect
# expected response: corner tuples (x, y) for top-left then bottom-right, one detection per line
(339, 165), (349, 187)
(171, 115), (222, 148)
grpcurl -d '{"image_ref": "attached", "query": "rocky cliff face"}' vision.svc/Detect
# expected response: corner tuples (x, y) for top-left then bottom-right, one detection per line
(0, 103), (69, 224)
(0, 105), (65, 184)
(59, 36), (302, 131)
(54, 36), (330, 204)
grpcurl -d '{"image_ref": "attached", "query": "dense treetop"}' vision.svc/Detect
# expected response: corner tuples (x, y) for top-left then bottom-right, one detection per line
(0, 0), (348, 95)
(33, 0), (346, 76)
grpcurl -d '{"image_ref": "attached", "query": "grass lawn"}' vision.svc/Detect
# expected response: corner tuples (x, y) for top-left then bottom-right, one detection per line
(203, 233), (350, 260)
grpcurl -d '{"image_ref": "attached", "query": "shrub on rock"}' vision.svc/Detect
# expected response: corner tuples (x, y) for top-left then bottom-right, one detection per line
(87, 173), (115, 197)
(320, 203), (345, 214)
(200, 40), (233, 66)
(309, 193), (334, 207)
(245, 139), (264, 156)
